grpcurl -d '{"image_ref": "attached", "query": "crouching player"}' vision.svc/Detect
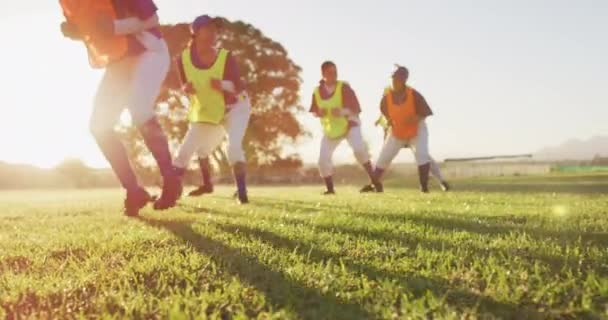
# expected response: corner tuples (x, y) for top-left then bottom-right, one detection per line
(370, 66), (449, 193)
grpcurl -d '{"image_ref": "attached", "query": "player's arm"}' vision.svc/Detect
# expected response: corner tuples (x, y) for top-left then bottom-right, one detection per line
(413, 90), (433, 121)
(110, 13), (159, 35)
(175, 56), (196, 95)
(60, 21), (82, 40)
(337, 83), (361, 117)
(102, 1), (161, 36)
(380, 95), (391, 125)
(212, 52), (245, 96)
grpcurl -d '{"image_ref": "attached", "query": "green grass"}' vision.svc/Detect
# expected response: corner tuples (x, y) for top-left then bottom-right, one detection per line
(1, 174), (607, 319)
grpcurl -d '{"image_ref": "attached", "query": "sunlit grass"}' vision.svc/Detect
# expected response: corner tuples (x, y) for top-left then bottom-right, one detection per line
(1, 174), (607, 319)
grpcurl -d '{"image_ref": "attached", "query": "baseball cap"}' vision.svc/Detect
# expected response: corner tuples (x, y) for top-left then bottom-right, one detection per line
(191, 15), (219, 34)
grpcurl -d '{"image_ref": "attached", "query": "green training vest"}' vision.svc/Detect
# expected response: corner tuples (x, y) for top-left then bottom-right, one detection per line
(314, 81), (349, 139)
(182, 48), (229, 124)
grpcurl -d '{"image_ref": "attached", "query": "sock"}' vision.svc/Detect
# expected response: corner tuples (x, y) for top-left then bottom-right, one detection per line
(373, 167), (385, 182)
(199, 157), (212, 187)
(138, 117), (175, 180)
(418, 163), (431, 191)
(323, 176), (335, 193)
(233, 162), (247, 197)
(92, 130), (139, 192)
(174, 166), (186, 177)
(430, 160), (445, 183)
(362, 161), (376, 182)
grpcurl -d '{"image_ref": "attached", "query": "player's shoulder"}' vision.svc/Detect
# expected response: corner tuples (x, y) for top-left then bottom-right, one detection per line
(410, 87), (425, 99)
(338, 80), (353, 92)
(340, 81), (355, 93)
(383, 86), (392, 96)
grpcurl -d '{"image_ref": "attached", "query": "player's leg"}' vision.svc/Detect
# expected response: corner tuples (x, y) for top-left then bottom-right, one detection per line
(410, 121), (432, 193)
(90, 58), (153, 216)
(173, 123), (225, 181)
(174, 123), (225, 171)
(127, 40), (181, 209)
(224, 96), (252, 204)
(429, 158), (450, 191)
(318, 136), (342, 194)
(188, 154), (214, 196)
(345, 126), (381, 193)
(373, 134), (405, 190)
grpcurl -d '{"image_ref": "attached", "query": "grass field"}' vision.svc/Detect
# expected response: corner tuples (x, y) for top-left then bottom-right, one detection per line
(1, 174), (607, 319)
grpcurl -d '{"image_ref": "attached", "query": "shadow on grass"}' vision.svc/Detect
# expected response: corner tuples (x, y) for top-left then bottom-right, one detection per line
(234, 199), (608, 278)
(210, 221), (542, 319)
(373, 212), (608, 248)
(252, 197), (365, 215)
(177, 203), (226, 215)
(243, 211), (607, 275)
(137, 216), (376, 320)
(249, 198), (608, 248)
(383, 174), (608, 195)
(452, 182), (608, 195)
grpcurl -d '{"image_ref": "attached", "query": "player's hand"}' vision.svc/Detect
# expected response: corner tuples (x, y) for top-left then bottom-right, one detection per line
(97, 15), (115, 36)
(316, 109), (327, 117)
(210, 78), (223, 92)
(182, 82), (196, 95)
(331, 108), (342, 117)
(61, 21), (81, 40)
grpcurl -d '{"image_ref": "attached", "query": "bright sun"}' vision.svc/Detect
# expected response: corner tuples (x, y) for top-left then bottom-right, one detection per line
(0, 12), (106, 168)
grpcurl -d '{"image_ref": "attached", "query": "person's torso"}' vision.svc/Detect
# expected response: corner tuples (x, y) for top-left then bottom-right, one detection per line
(387, 86), (418, 140)
(314, 81), (350, 139)
(182, 47), (229, 124)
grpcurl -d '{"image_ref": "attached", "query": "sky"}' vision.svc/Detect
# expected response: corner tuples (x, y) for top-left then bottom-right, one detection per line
(0, 0), (606, 168)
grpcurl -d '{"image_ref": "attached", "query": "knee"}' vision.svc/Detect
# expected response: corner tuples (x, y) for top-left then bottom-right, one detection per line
(89, 119), (114, 140)
(130, 108), (156, 127)
(318, 153), (331, 168)
(416, 153), (431, 166)
(227, 144), (245, 164)
(353, 147), (369, 163)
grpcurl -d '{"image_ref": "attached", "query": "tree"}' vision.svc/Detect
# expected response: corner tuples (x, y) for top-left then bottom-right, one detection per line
(120, 18), (307, 178)
(55, 158), (93, 188)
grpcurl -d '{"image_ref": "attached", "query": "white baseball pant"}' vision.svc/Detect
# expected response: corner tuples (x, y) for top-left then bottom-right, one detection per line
(318, 125), (371, 177)
(174, 95), (251, 168)
(90, 34), (170, 135)
(376, 120), (433, 168)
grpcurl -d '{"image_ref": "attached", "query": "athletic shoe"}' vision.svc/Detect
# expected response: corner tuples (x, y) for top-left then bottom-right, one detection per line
(124, 188), (154, 217)
(188, 184), (214, 197)
(237, 192), (249, 204)
(440, 181), (451, 192)
(154, 176), (183, 210)
(373, 182), (384, 193)
(360, 184), (375, 193)
(360, 182), (384, 193)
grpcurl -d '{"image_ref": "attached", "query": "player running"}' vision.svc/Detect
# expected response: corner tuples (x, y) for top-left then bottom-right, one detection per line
(171, 15), (251, 205)
(367, 66), (449, 193)
(60, 0), (181, 216)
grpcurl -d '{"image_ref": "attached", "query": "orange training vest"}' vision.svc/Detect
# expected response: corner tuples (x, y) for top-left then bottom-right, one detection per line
(60, 0), (129, 69)
(386, 87), (418, 140)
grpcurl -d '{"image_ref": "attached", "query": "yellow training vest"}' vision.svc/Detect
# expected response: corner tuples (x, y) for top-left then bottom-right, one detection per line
(314, 81), (349, 139)
(376, 115), (389, 129)
(182, 48), (229, 124)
